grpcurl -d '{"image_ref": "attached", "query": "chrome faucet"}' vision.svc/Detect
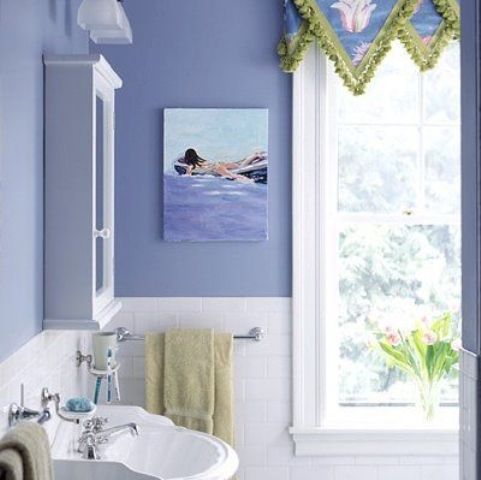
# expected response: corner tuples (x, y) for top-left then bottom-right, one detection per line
(98, 422), (139, 439)
(78, 416), (139, 460)
(78, 431), (101, 460)
(8, 403), (42, 426)
(8, 385), (52, 427)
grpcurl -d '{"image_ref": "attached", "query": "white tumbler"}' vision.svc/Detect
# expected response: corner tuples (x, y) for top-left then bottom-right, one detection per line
(92, 332), (118, 370)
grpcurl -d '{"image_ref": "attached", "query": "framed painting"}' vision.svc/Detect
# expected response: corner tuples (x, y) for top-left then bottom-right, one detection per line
(163, 108), (268, 242)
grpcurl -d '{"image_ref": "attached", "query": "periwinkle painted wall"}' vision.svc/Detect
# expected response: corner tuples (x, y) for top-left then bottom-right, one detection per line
(460, 0), (480, 354)
(94, 0), (292, 297)
(0, 0), (88, 361)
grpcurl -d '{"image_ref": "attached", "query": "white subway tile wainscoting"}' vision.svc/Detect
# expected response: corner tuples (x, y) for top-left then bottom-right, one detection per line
(0, 330), (91, 441)
(108, 297), (459, 480)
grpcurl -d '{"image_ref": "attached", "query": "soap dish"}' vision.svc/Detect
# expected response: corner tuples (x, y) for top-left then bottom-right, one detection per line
(59, 405), (97, 420)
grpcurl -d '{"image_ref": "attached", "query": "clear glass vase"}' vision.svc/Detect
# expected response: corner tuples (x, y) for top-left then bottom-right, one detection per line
(415, 381), (440, 422)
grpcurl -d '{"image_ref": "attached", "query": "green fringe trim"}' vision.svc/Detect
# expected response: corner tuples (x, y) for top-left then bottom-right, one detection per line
(398, 21), (454, 72)
(278, 21), (315, 73)
(398, 0), (459, 71)
(432, 0), (460, 39)
(279, 0), (419, 95)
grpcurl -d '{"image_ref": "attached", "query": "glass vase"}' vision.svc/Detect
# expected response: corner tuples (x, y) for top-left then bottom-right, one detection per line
(415, 381), (440, 422)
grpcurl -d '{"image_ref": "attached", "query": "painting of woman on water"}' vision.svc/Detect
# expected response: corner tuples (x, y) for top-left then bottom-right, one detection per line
(163, 109), (268, 242)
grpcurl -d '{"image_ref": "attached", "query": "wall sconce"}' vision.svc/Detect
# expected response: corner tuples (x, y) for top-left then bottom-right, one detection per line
(77, 0), (132, 45)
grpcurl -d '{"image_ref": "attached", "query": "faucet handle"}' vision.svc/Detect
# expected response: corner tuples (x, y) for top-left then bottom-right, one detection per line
(83, 418), (94, 430)
(8, 403), (40, 427)
(93, 417), (108, 430)
(22, 407), (41, 419)
(83, 416), (108, 432)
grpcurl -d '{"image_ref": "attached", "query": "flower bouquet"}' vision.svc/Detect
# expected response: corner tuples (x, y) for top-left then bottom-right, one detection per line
(373, 312), (460, 421)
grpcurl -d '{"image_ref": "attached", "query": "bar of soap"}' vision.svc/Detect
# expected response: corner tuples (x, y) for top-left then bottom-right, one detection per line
(65, 397), (95, 413)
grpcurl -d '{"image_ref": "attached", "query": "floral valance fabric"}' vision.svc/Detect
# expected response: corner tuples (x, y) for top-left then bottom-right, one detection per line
(279, 0), (460, 94)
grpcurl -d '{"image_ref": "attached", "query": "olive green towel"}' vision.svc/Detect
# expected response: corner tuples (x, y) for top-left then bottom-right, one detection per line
(145, 329), (234, 447)
(0, 422), (54, 480)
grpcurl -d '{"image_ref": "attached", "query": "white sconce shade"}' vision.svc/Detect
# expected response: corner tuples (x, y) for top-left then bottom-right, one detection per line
(78, 0), (122, 30)
(90, 3), (133, 44)
(77, 0), (133, 44)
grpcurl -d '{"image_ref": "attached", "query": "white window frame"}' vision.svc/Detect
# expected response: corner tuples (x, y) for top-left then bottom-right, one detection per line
(289, 44), (459, 456)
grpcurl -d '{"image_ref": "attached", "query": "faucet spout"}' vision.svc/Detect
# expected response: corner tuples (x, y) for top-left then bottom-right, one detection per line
(100, 422), (139, 439)
(37, 408), (51, 425)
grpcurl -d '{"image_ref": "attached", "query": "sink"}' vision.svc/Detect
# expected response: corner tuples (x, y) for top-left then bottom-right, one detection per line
(51, 405), (239, 480)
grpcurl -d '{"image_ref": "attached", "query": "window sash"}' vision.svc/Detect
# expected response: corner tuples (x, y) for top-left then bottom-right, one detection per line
(291, 44), (459, 449)
(326, 53), (460, 411)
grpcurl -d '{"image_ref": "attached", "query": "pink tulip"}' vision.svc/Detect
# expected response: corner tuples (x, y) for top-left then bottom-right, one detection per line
(386, 331), (401, 346)
(331, 0), (377, 33)
(422, 330), (437, 345)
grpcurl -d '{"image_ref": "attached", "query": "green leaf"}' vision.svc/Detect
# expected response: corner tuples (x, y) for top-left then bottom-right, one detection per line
(411, 329), (427, 358)
(425, 345), (435, 381)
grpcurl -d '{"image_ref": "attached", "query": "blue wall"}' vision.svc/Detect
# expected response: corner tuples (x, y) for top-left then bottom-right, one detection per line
(460, 0), (480, 354)
(94, 0), (292, 297)
(0, 0), (88, 361)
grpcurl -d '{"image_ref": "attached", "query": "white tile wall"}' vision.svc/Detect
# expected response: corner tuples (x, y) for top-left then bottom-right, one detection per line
(0, 330), (91, 442)
(108, 297), (460, 480)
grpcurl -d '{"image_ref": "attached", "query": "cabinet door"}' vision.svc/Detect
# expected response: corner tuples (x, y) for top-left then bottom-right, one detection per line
(93, 75), (115, 315)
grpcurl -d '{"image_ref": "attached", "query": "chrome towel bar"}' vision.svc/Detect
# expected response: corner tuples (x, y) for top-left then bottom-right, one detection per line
(115, 326), (265, 343)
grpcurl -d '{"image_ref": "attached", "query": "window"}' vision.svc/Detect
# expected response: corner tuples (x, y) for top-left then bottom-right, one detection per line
(334, 43), (461, 409)
(291, 42), (460, 455)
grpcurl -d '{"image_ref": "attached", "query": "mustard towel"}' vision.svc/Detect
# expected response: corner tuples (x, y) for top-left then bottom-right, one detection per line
(145, 329), (234, 446)
(0, 422), (54, 480)
(164, 329), (215, 433)
(145, 332), (165, 416)
(213, 333), (234, 446)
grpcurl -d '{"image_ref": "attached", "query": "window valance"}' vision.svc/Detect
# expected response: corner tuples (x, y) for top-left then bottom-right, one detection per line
(278, 0), (459, 94)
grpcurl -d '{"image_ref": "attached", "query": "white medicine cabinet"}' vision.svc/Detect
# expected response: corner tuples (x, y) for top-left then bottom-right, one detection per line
(44, 55), (122, 330)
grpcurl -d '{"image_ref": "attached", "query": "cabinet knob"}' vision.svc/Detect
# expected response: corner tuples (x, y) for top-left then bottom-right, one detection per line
(94, 228), (111, 239)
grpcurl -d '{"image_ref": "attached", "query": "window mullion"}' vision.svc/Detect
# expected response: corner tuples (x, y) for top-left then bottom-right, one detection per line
(337, 213), (460, 226)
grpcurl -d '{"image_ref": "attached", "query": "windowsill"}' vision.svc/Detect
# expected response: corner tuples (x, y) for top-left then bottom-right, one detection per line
(290, 407), (459, 456)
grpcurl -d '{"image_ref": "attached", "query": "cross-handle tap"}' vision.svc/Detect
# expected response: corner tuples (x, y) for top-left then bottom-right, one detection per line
(83, 416), (109, 433)
(78, 416), (139, 460)
(8, 385), (53, 427)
